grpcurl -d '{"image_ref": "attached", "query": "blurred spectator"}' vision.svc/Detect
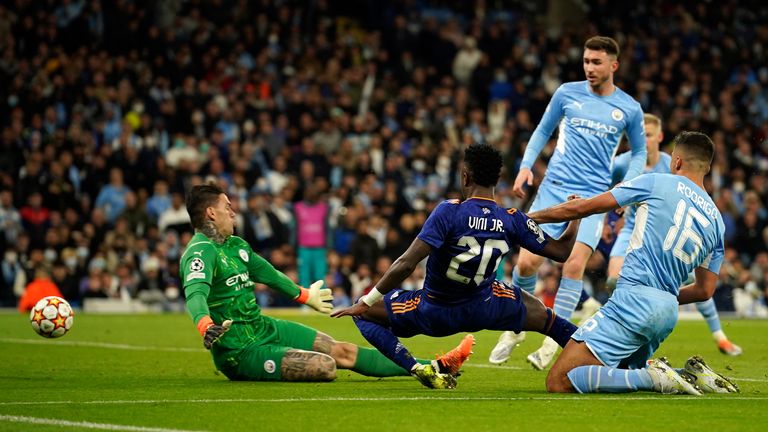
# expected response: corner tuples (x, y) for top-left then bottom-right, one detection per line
(20, 192), (50, 249)
(146, 180), (172, 223)
(294, 183), (328, 287)
(158, 192), (191, 234)
(0, 189), (22, 247)
(18, 267), (63, 312)
(0, 0), (766, 311)
(95, 168), (131, 224)
(1, 249), (24, 307)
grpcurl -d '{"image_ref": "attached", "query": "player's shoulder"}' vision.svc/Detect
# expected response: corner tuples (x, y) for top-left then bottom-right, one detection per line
(228, 235), (249, 246)
(437, 198), (462, 209)
(181, 235), (217, 259)
(612, 86), (643, 110)
(557, 81), (587, 95)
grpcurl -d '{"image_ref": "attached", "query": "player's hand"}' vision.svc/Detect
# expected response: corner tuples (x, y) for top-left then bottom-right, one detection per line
(513, 168), (534, 199)
(298, 280), (334, 314)
(203, 319), (232, 350)
(330, 301), (370, 318)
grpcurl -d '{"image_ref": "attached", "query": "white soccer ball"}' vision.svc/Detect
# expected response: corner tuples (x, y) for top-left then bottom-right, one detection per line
(29, 296), (74, 338)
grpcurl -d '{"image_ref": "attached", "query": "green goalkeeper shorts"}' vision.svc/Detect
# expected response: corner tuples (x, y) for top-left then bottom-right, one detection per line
(216, 316), (318, 381)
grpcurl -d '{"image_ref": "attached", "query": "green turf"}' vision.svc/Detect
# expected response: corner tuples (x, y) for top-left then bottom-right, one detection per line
(0, 311), (766, 431)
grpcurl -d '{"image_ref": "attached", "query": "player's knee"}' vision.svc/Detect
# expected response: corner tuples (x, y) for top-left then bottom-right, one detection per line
(319, 358), (338, 381)
(330, 342), (357, 368)
(312, 353), (338, 381)
(516, 255), (539, 275)
(545, 370), (571, 393)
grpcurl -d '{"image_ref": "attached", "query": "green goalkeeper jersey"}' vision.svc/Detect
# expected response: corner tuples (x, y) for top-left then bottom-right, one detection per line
(180, 232), (301, 364)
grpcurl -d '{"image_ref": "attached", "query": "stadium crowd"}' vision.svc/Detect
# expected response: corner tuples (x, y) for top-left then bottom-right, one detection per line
(0, 0), (767, 315)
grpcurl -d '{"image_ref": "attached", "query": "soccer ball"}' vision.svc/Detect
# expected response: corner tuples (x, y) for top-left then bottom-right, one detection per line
(29, 296), (74, 338)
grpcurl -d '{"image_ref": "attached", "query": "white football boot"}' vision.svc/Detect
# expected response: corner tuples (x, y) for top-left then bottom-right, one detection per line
(488, 331), (526, 365)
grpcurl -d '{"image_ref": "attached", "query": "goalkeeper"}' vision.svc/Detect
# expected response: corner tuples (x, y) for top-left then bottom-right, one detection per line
(181, 184), (452, 382)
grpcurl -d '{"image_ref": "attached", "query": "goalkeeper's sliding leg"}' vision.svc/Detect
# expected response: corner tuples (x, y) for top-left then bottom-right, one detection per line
(213, 316), (430, 382)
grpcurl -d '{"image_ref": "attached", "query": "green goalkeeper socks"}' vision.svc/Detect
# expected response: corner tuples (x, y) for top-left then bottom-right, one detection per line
(352, 347), (429, 377)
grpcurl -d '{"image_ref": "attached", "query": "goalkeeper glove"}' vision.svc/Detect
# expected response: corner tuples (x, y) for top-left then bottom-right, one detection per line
(196, 316), (233, 350)
(295, 280), (334, 314)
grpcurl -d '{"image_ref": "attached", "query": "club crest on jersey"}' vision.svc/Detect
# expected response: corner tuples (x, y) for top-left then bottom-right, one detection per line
(611, 109), (624, 121)
(189, 258), (205, 272)
(239, 249), (249, 262)
(526, 219), (546, 244)
(264, 360), (276, 374)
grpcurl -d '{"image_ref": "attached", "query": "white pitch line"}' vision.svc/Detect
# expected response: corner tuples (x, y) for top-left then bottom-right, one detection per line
(464, 364), (523, 370)
(2, 338), (764, 381)
(2, 395), (768, 407)
(0, 338), (202, 353)
(0, 415), (205, 432)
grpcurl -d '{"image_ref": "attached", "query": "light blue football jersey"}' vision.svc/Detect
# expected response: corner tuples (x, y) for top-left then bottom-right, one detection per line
(612, 151), (672, 230)
(521, 81), (647, 195)
(610, 173), (726, 296)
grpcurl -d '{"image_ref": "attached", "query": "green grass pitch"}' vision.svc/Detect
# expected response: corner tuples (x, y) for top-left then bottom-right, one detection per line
(0, 310), (766, 431)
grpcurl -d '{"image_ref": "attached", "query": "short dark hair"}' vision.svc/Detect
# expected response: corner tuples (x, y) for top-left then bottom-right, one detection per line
(464, 144), (502, 187)
(672, 131), (715, 167)
(186, 184), (225, 230)
(584, 36), (620, 57)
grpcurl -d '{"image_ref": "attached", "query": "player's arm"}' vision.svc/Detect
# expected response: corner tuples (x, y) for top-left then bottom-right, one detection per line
(331, 238), (431, 318)
(679, 232), (725, 304)
(678, 266), (718, 304)
(622, 108), (648, 181)
(181, 244), (231, 349)
(333, 199), (455, 318)
(537, 219), (580, 262)
(244, 244), (333, 313)
(514, 86), (565, 197)
(510, 208), (579, 263)
(528, 192), (620, 224)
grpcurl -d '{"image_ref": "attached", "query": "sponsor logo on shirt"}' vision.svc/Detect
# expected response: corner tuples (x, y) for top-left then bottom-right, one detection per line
(225, 272), (254, 289)
(569, 117), (619, 138)
(186, 272), (206, 282)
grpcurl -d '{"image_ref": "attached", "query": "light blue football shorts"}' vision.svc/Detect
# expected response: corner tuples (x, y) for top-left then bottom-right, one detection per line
(571, 284), (678, 369)
(529, 181), (605, 250)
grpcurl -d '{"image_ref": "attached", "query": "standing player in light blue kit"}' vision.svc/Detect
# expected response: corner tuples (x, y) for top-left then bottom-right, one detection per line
(532, 131), (738, 395)
(607, 114), (742, 356)
(490, 36), (647, 369)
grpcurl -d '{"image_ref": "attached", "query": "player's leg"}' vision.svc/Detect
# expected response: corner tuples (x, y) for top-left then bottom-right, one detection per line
(529, 211), (604, 370)
(351, 291), (457, 388)
(271, 312), (413, 377)
(555, 288), (699, 394)
(695, 298), (742, 356)
(224, 343), (336, 382)
(488, 248), (544, 364)
(490, 185), (567, 364)
(517, 286), (578, 348)
(280, 349), (337, 381)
